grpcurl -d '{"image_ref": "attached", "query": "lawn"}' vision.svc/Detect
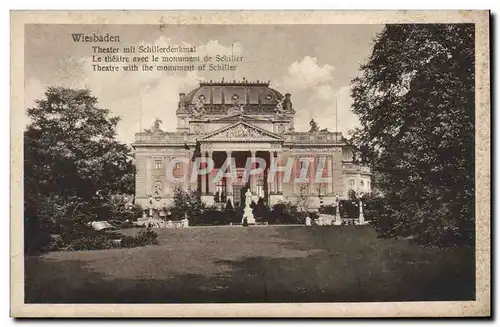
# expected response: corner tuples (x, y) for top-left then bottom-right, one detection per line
(24, 225), (475, 303)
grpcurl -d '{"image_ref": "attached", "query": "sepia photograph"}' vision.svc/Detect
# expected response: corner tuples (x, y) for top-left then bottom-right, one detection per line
(10, 10), (490, 317)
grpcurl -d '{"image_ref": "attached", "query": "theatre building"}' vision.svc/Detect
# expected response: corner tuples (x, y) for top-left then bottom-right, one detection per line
(131, 80), (371, 208)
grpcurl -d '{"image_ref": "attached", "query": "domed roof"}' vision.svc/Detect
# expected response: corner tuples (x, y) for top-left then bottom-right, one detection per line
(179, 80), (291, 115)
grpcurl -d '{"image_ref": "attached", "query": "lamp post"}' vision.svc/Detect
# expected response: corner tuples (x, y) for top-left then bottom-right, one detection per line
(359, 192), (365, 225)
(334, 193), (342, 225)
(149, 195), (153, 217)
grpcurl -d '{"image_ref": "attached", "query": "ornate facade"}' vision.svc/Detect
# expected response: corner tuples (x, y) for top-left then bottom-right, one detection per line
(132, 80), (371, 208)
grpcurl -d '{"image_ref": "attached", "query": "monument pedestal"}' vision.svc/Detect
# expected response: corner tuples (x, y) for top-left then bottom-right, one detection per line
(334, 209), (342, 225)
(242, 189), (256, 225)
(242, 206), (256, 225)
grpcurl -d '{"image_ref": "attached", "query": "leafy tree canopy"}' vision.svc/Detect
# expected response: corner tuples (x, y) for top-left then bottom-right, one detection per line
(24, 87), (137, 253)
(350, 24), (475, 246)
(25, 87), (135, 216)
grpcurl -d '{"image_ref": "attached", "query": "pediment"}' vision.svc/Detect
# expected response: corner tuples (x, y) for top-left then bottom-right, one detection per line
(200, 122), (284, 142)
(209, 114), (270, 123)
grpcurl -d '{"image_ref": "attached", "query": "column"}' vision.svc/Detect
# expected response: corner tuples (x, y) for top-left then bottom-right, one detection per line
(226, 151), (233, 198)
(187, 150), (196, 191)
(250, 151), (257, 193)
(164, 155), (171, 196)
(276, 152), (282, 193)
(207, 151), (214, 194)
(327, 154), (333, 195)
(309, 154), (315, 195)
(146, 156), (151, 197)
(292, 154), (297, 195)
(268, 151), (275, 194)
(332, 148), (344, 197)
(200, 151), (206, 194)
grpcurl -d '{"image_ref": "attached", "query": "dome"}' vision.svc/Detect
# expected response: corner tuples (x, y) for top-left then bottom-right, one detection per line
(178, 80), (292, 115)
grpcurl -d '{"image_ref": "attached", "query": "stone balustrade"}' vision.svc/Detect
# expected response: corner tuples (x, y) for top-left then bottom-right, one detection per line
(342, 162), (371, 173)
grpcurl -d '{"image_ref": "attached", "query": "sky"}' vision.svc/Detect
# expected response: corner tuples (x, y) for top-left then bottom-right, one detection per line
(24, 24), (383, 144)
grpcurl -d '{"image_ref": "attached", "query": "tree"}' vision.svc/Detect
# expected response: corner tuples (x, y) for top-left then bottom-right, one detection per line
(350, 24), (474, 246)
(170, 187), (205, 221)
(24, 87), (135, 253)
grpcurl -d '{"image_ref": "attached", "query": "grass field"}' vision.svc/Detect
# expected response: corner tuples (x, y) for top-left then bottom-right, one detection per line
(25, 225), (475, 303)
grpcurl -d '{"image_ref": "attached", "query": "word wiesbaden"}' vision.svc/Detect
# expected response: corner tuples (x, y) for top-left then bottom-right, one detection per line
(71, 33), (120, 43)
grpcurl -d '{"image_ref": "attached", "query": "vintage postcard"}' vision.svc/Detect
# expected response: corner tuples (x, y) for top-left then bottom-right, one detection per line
(11, 10), (490, 317)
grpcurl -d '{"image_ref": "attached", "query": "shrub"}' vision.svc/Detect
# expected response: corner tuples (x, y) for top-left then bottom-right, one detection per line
(253, 197), (270, 219)
(225, 199), (234, 211)
(130, 204), (144, 220)
(63, 232), (115, 251)
(224, 199), (243, 224)
(319, 204), (336, 215)
(24, 195), (85, 254)
(125, 228), (159, 247)
(269, 201), (307, 225)
(196, 209), (231, 226)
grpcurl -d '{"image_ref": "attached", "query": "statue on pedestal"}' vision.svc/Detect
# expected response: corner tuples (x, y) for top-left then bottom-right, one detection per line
(144, 118), (164, 133)
(309, 118), (319, 133)
(242, 189), (256, 225)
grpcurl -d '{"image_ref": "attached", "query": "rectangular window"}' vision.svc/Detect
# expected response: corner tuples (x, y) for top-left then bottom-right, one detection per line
(155, 160), (162, 170)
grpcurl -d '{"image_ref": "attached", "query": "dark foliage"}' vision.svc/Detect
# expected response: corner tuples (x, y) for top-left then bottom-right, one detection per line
(24, 87), (136, 254)
(351, 24), (475, 246)
(267, 202), (307, 225)
(48, 220), (158, 251)
(253, 198), (270, 219)
(339, 200), (359, 218)
(319, 204), (336, 215)
(195, 209), (231, 226)
(121, 228), (159, 248)
(225, 199), (234, 211)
